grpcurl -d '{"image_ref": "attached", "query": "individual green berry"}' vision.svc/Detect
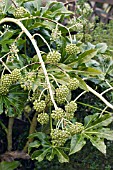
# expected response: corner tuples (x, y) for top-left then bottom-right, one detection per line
(51, 108), (64, 120)
(14, 7), (29, 18)
(67, 78), (79, 91)
(46, 51), (61, 64)
(10, 69), (21, 83)
(37, 113), (49, 125)
(65, 44), (80, 55)
(65, 101), (77, 113)
(33, 100), (46, 113)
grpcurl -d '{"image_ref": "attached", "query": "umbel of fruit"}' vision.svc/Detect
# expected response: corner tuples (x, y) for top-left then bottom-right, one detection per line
(33, 100), (46, 113)
(14, 7), (29, 18)
(67, 78), (79, 91)
(46, 51), (61, 64)
(65, 101), (77, 113)
(65, 44), (80, 55)
(37, 113), (49, 125)
(51, 108), (64, 120)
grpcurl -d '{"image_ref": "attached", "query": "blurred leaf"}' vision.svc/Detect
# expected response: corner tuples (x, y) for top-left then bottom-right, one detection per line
(95, 43), (108, 53)
(77, 77), (89, 91)
(0, 161), (20, 170)
(69, 134), (86, 155)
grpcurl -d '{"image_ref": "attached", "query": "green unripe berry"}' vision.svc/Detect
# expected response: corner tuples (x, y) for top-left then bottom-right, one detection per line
(33, 100), (46, 113)
(37, 113), (49, 125)
(46, 51), (61, 64)
(65, 101), (77, 113)
(67, 78), (79, 91)
(65, 44), (80, 55)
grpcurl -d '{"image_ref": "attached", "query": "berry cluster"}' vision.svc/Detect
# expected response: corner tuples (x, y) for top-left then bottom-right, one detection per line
(33, 100), (46, 113)
(55, 85), (69, 104)
(51, 108), (64, 120)
(46, 51), (61, 64)
(20, 71), (36, 91)
(14, 7), (28, 18)
(51, 129), (70, 147)
(10, 69), (21, 83)
(51, 27), (61, 41)
(37, 113), (49, 125)
(65, 44), (80, 55)
(68, 122), (84, 135)
(65, 101), (77, 113)
(64, 112), (74, 120)
(67, 78), (79, 91)
(0, 69), (21, 95)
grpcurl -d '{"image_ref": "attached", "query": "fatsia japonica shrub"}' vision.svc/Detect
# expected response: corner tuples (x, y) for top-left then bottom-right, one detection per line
(0, 0), (113, 164)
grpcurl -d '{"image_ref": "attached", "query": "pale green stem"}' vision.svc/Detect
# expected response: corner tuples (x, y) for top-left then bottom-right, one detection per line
(74, 91), (86, 102)
(86, 84), (113, 110)
(33, 33), (51, 52)
(0, 18), (57, 110)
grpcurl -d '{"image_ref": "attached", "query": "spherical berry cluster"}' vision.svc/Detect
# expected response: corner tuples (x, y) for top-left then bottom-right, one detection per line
(64, 112), (74, 120)
(14, 7), (28, 18)
(0, 69), (21, 95)
(68, 122), (84, 135)
(10, 69), (21, 83)
(65, 101), (77, 113)
(37, 113), (49, 125)
(51, 28), (61, 41)
(55, 85), (69, 104)
(46, 51), (61, 64)
(84, 33), (92, 42)
(51, 108), (64, 120)
(1, 74), (12, 87)
(65, 44), (80, 55)
(67, 78), (79, 91)
(33, 100), (46, 113)
(51, 129), (70, 146)
(0, 85), (9, 95)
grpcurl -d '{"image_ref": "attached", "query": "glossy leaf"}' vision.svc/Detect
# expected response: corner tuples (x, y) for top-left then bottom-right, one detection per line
(55, 148), (69, 163)
(86, 135), (106, 155)
(69, 134), (86, 155)
(28, 141), (41, 154)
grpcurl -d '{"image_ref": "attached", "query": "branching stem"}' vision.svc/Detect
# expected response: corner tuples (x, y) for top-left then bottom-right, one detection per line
(0, 18), (57, 110)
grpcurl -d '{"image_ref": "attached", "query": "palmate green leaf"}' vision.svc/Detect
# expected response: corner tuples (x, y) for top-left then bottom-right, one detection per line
(31, 148), (51, 162)
(55, 148), (69, 163)
(85, 134), (106, 155)
(77, 76), (89, 91)
(69, 134), (86, 155)
(0, 161), (20, 170)
(77, 49), (97, 64)
(68, 49), (97, 67)
(28, 132), (47, 141)
(84, 113), (113, 130)
(74, 67), (102, 76)
(95, 43), (108, 53)
(28, 140), (41, 154)
(85, 128), (113, 141)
